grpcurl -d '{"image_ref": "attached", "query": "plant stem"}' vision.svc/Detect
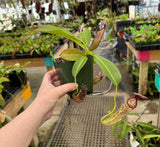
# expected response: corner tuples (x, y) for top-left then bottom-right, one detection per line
(74, 77), (78, 94)
(100, 85), (118, 124)
(3, 89), (13, 98)
(16, 72), (25, 87)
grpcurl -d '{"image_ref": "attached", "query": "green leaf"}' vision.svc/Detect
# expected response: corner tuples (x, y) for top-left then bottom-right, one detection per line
(0, 87), (3, 93)
(5, 115), (12, 123)
(106, 28), (113, 39)
(50, 51), (56, 62)
(117, 121), (130, 139)
(0, 20), (3, 24)
(0, 77), (9, 83)
(135, 122), (156, 130)
(78, 29), (91, 46)
(89, 27), (105, 51)
(60, 48), (85, 61)
(35, 49), (41, 55)
(135, 129), (145, 145)
(12, 63), (20, 69)
(10, 0), (16, 8)
(0, 94), (5, 107)
(127, 113), (140, 116)
(0, 61), (4, 69)
(32, 25), (87, 52)
(113, 121), (125, 135)
(72, 56), (88, 81)
(143, 134), (160, 140)
(93, 53), (121, 86)
(30, 50), (34, 56)
(23, 61), (31, 67)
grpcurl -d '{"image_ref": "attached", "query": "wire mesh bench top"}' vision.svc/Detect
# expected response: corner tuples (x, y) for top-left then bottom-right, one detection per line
(47, 95), (130, 147)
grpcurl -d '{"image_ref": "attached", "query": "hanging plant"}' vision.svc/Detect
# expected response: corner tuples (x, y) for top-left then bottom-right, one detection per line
(0, 61), (30, 107)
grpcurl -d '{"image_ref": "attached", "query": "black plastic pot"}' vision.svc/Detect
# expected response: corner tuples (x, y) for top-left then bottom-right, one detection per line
(131, 42), (160, 51)
(115, 20), (132, 32)
(157, 65), (160, 74)
(132, 74), (138, 93)
(9, 71), (27, 87)
(29, 10), (32, 14)
(15, 53), (31, 59)
(54, 56), (93, 98)
(0, 54), (12, 60)
(1, 85), (21, 108)
(52, 10), (57, 15)
(1, 71), (27, 105)
(1, 81), (20, 104)
(127, 35), (160, 51)
(128, 1), (139, 5)
(1, 82), (12, 99)
(46, 12), (49, 16)
(60, 9), (65, 14)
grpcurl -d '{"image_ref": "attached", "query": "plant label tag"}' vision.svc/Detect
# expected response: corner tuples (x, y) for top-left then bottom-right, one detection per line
(23, 85), (32, 102)
(43, 57), (54, 67)
(155, 69), (160, 91)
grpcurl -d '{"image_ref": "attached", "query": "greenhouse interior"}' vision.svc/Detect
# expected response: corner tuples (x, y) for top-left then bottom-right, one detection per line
(0, 0), (160, 147)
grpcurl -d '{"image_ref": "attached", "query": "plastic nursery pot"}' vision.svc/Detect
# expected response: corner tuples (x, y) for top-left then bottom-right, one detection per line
(157, 65), (160, 74)
(128, 1), (139, 5)
(9, 71), (27, 87)
(54, 56), (93, 98)
(1, 82), (12, 101)
(129, 132), (140, 147)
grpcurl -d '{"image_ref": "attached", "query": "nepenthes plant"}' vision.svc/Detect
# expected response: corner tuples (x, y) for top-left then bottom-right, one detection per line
(29, 25), (121, 123)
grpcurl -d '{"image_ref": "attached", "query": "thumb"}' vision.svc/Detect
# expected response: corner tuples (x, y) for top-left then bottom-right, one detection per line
(53, 83), (77, 98)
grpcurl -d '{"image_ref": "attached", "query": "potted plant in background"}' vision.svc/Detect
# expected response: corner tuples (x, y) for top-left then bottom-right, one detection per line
(124, 24), (160, 51)
(0, 29), (60, 59)
(0, 62), (12, 127)
(0, 61), (31, 129)
(30, 24), (121, 118)
(97, 90), (160, 146)
(111, 92), (160, 147)
(96, 8), (117, 41)
(113, 116), (160, 147)
(0, 61), (30, 107)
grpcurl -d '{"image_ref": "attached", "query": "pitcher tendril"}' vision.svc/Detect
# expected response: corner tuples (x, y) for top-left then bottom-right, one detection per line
(101, 85), (118, 125)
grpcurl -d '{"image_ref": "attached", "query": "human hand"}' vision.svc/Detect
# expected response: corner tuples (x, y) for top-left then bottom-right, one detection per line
(0, 69), (77, 147)
(35, 69), (77, 120)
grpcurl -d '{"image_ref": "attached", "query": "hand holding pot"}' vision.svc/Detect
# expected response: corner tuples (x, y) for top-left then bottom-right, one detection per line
(36, 69), (77, 120)
(0, 69), (76, 147)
